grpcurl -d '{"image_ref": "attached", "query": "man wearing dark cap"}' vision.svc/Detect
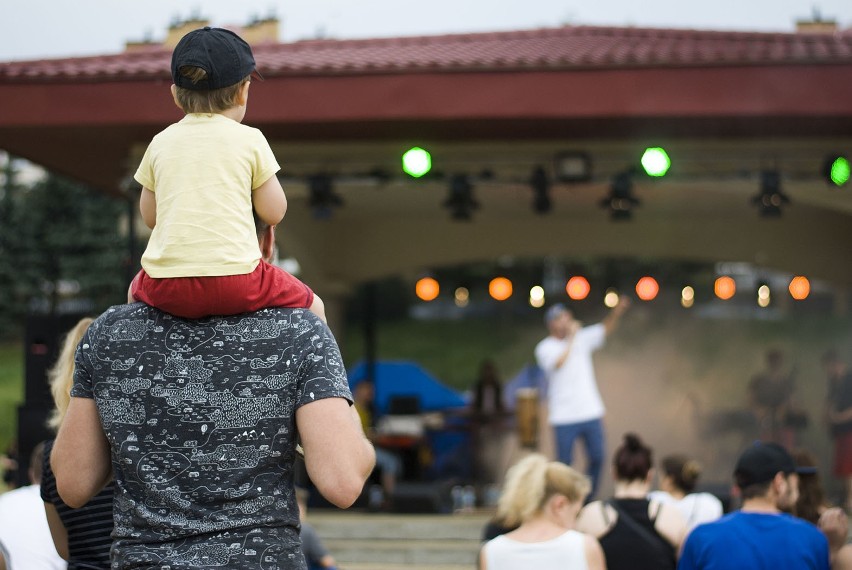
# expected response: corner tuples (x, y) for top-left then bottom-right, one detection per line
(678, 442), (829, 569)
(534, 298), (629, 498)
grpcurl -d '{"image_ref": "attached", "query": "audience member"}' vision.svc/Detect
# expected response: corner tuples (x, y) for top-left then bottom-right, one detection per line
(679, 441), (830, 569)
(823, 350), (852, 513)
(41, 316), (114, 569)
(648, 454), (723, 531)
(296, 487), (338, 570)
(479, 453), (605, 570)
(0, 442), (65, 569)
(576, 433), (687, 570)
(50, 219), (375, 568)
(790, 449), (852, 570)
(534, 299), (630, 499)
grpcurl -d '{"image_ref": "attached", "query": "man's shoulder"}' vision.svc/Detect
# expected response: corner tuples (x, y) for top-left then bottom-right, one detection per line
(91, 303), (322, 334)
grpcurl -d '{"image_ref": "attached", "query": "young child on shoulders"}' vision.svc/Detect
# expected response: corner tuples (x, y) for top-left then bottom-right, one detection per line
(128, 26), (325, 322)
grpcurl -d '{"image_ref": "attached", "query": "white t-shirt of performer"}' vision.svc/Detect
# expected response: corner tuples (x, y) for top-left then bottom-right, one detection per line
(535, 323), (606, 425)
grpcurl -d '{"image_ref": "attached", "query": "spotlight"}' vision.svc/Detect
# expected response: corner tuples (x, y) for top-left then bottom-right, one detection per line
(751, 170), (790, 217)
(823, 154), (850, 187)
(789, 276), (810, 300)
(489, 277), (513, 301)
(530, 166), (551, 214)
(641, 147), (671, 177)
(443, 174), (479, 221)
(308, 174), (343, 219)
(402, 147), (432, 178)
(553, 152), (592, 183)
(600, 170), (640, 221)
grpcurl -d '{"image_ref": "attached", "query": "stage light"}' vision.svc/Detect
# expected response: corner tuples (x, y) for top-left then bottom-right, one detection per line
(308, 174), (343, 219)
(681, 286), (695, 308)
(454, 286), (469, 307)
(566, 276), (590, 300)
(641, 147), (671, 177)
(600, 171), (640, 221)
(635, 276), (659, 301)
(824, 155), (850, 187)
(443, 174), (479, 221)
(757, 283), (770, 308)
(604, 288), (619, 308)
(415, 277), (439, 301)
(402, 147), (432, 178)
(789, 276), (810, 300)
(489, 277), (513, 301)
(714, 276), (736, 300)
(751, 170), (790, 217)
(554, 152), (592, 183)
(529, 285), (545, 308)
(530, 166), (551, 214)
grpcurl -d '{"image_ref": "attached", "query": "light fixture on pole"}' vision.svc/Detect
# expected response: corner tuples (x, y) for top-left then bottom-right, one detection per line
(530, 166), (551, 214)
(751, 170), (790, 217)
(307, 174), (343, 219)
(443, 174), (479, 221)
(600, 170), (640, 221)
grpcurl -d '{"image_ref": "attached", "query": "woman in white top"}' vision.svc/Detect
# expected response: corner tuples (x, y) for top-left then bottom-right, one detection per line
(479, 454), (605, 570)
(647, 454), (723, 531)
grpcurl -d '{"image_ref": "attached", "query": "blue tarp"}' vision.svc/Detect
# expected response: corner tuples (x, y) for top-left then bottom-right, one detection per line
(348, 360), (467, 416)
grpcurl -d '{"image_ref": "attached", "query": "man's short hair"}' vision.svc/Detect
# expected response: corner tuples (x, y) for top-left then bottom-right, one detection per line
(734, 442), (796, 490)
(544, 303), (568, 325)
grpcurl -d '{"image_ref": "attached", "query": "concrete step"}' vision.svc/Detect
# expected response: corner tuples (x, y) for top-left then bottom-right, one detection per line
(306, 511), (490, 568)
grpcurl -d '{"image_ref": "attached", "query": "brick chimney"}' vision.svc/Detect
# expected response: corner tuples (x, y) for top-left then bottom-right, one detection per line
(240, 17), (280, 45)
(164, 17), (211, 49)
(796, 8), (838, 34)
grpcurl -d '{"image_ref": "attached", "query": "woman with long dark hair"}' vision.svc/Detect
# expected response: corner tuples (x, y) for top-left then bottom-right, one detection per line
(576, 433), (687, 570)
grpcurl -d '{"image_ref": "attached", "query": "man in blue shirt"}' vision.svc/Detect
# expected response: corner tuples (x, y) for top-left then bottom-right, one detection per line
(679, 442), (829, 570)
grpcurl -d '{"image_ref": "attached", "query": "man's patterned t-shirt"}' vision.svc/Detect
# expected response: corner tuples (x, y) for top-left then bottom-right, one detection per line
(71, 303), (352, 569)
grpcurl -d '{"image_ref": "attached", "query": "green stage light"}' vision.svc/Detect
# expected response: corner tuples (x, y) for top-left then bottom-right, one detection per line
(402, 147), (432, 178)
(641, 147), (671, 177)
(826, 155), (850, 187)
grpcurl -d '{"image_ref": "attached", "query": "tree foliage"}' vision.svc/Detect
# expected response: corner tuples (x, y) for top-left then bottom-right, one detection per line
(0, 163), (128, 338)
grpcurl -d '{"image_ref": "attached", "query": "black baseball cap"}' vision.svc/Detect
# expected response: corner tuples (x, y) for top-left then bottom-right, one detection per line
(171, 27), (260, 90)
(734, 442), (796, 488)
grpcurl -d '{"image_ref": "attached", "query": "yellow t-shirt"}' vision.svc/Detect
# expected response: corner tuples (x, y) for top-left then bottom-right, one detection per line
(134, 113), (281, 278)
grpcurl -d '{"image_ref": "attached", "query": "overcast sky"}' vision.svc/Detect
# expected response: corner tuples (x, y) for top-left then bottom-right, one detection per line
(2, 1), (851, 62)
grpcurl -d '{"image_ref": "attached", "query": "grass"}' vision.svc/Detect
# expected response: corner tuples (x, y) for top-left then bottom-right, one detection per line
(0, 342), (22, 459)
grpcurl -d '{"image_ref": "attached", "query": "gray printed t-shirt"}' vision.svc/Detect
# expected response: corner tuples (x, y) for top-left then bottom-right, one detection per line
(72, 304), (352, 569)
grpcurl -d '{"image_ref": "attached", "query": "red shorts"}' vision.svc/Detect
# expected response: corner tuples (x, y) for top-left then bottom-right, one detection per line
(834, 431), (852, 477)
(130, 261), (314, 319)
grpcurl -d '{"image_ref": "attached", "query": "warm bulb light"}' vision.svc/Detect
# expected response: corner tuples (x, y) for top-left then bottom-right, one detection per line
(714, 276), (736, 300)
(789, 276), (810, 300)
(635, 276), (659, 301)
(604, 288), (619, 308)
(489, 277), (513, 301)
(415, 277), (440, 301)
(566, 276), (591, 300)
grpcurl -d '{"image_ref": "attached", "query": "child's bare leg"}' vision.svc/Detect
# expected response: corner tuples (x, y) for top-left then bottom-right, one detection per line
(127, 281), (136, 304)
(309, 294), (327, 324)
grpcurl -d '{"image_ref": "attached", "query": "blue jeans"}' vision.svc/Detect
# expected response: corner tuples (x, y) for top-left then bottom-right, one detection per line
(554, 418), (605, 499)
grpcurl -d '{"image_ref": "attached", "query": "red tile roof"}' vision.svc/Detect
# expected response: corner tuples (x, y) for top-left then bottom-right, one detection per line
(2, 25), (852, 82)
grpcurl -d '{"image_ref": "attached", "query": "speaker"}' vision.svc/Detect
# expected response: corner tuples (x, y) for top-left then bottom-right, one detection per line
(390, 481), (453, 514)
(17, 314), (88, 487)
(24, 314), (88, 407)
(15, 404), (53, 487)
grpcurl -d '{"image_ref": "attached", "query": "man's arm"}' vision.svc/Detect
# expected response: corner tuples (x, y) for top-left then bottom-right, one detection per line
(297, 398), (375, 508)
(602, 296), (630, 335)
(51, 397), (111, 508)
